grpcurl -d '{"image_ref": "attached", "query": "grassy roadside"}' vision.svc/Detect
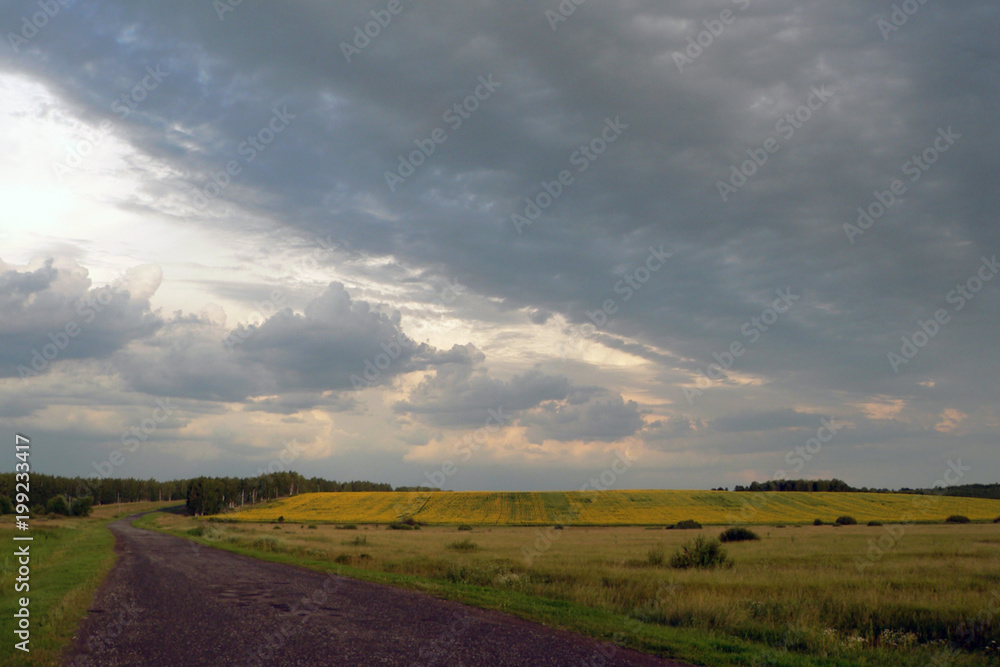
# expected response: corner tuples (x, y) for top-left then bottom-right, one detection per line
(0, 502), (176, 667)
(135, 511), (1000, 667)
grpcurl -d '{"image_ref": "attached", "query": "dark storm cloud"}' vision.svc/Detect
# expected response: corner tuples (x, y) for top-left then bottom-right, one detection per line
(0, 258), (162, 378)
(4, 2), (995, 404)
(115, 282), (436, 403)
(394, 365), (571, 428)
(520, 392), (644, 444)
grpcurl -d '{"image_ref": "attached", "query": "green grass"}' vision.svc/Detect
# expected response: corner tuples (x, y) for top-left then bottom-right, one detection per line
(0, 501), (176, 667)
(137, 511), (1000, 667)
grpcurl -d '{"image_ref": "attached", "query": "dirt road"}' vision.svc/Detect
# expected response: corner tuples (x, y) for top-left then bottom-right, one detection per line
(64, 515), (691, 666)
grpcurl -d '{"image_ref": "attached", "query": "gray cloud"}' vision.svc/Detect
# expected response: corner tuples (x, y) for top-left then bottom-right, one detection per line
(0, 258), (162, 378)
(1, 1), (997, 488)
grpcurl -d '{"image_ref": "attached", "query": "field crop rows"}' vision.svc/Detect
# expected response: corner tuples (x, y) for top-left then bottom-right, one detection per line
(228, 490), (1000, 526)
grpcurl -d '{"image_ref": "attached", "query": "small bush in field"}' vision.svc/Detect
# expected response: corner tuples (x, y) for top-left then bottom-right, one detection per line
(336, 524), (358, 530)
(994, 517), (1000, 523)
(813, 519), (824, 526)
(945, 515), (970, 524)
(835, 516), (857, 526)
(646, 546), (666, 566)
(868, 521), (883, 527)
(673, 519), (702, 530)
(670, 535), (731, 569)
(447, 538), (479, 552)
(720, 527), (759, 542)
(308, 524), (318, 529)
(457, 525), (473, 531)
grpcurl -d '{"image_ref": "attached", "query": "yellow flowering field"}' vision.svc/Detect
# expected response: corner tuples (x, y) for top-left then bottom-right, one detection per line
(227, 489), (1000, 526)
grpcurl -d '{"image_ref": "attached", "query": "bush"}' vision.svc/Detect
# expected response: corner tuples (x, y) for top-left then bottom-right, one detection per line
(835, 516), (857, 526)
(673, 519), (702, 530)
(447, 539), (479, 552)
(457, 525), (473, 531)
(277, 516), (285, 523)
(344, 535), (368, 546)
(251, 537), (280, 551)
(670, 535), (731, 569)
(0, 497), (13, 514)
(868, 521), (883, 527)
(719, 527), (760, 542)
(308, 524), (318, 529)
(45, 495), (70, 516)
(334, 554), (352, 564)
(945, 515), (970, 524)
(388, 522), (417, 530)
(336, 524), (358, 530)
(994, 517), (1000, 524)
(70, 496), (94, 517)
(646, 546), (666, 566)
(813, 519), (824, 526)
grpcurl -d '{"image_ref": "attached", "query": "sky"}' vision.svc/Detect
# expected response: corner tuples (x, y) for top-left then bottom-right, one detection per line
(0, 1), (997, 491)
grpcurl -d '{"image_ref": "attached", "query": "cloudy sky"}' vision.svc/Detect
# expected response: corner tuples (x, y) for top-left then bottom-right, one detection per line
(1, 1), (997, 491)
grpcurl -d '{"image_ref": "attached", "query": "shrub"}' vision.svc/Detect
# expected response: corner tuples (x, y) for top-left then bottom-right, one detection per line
(673, 519), (702, 530)
(45, 495), (70, 516)
(994, 517), (1000, 524)
(835, 516), (858, 526)
(868, 521), (883, 527)
(0, 496), (12, 514)
(388, 522), (417, 530)
(720, 527), (760, 542)
(457, 525), (473, 531)
(447, 539), (479, 552)
(251, 537), (280, 551)
(308, 524), (318, 530)
(670, 535), (731, 569)
(186, 526), (206, 537)
(273, 525), (281, 530)
(336, 524), (358, 530)
(277, 515), (285, 523)
(646, 546), (666, 566)
(334, 554), (352, 564)
(813, 519), (824, 526)
(945, 515), (970, 524)
(553, 524), (564, 530)
(70, 496), (93, 517)
(344, 535), (368, 546)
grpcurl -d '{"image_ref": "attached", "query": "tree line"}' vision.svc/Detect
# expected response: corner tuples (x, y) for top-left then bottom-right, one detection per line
(0, 471), (392, 518)
(733, 479), (857, 493)
(733, 479), (999, 499)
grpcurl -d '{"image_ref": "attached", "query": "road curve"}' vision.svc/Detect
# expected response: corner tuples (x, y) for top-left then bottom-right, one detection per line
(64, 515), (693, 666)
